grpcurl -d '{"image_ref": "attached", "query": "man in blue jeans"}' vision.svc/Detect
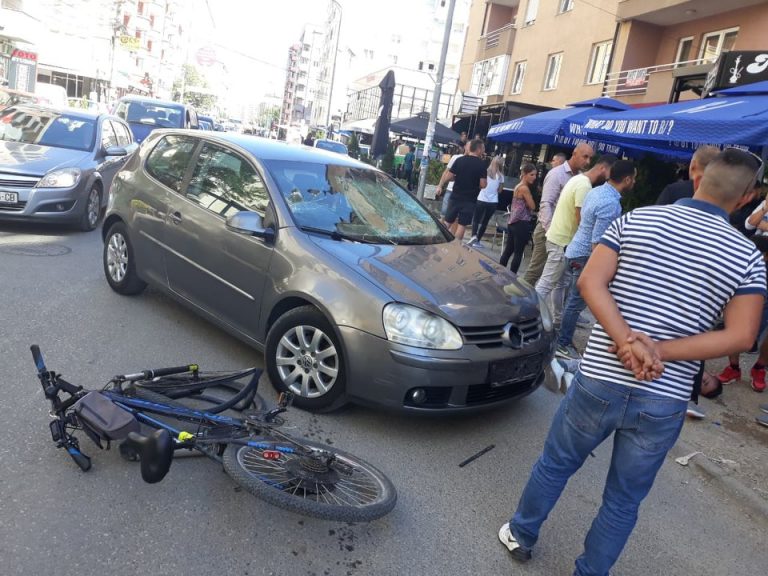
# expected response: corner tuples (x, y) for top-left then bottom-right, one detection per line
(498, 149), (766, 576)
(555, 160), (636, 359)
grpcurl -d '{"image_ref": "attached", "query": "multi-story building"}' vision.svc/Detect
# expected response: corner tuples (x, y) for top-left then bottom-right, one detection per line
(458, 0), (768, 137)
(0, 0), (42, 92)
(280, 23), (326, 128)
(605, 0), (768, 105)
(26, 0), (193, 102)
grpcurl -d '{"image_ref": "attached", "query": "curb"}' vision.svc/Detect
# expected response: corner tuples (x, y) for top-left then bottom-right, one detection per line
(670, 439), (768, 527)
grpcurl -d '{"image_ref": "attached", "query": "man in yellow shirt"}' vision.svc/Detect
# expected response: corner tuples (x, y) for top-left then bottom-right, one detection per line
(535, 155), (617, 322)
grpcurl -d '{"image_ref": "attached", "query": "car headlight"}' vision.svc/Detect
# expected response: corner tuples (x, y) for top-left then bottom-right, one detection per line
(37, 168), (81, 188)
(536, 291), (554, 332)
(383, 303), (463, 350)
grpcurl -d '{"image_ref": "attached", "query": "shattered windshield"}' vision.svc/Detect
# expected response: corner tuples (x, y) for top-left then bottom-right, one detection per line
(263, 160), (447, 245)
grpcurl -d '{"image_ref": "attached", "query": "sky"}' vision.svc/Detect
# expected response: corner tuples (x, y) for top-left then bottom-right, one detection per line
(197, 0), (431, 113)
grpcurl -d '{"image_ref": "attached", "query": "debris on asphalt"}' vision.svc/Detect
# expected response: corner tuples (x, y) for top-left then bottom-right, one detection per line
(675, 452), (702, 466)
(458, 444), (495, 467)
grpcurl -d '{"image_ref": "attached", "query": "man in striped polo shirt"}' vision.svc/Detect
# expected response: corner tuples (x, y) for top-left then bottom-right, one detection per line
(498, 149), (766, 576)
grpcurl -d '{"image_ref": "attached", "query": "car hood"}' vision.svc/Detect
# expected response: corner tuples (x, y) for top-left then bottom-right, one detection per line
(309, 236), (540, 326)
(0, 141), (90, 176)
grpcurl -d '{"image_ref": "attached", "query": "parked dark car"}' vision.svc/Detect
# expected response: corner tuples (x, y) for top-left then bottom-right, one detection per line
(198, 114), (215, 131)
(0, 105), (137, 230)
(314, 138), (349, 155)
(114, 96), (198, 144)
(102, 131), (553, 412)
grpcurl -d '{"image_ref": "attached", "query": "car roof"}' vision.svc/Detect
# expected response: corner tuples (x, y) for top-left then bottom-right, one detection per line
(118, 95), (185, 109)
(3, 103), (116, 121)
(155, 130), (368, 168)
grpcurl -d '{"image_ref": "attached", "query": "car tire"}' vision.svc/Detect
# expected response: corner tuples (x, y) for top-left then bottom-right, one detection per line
(79, 184), (102, 232)
(103, 222), (147, 295)
(265, 306), (347, 412)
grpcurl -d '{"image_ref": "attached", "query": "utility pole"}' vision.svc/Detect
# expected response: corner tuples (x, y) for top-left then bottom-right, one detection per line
(417, 0), (456, 201)
(325, 0), (342, 132)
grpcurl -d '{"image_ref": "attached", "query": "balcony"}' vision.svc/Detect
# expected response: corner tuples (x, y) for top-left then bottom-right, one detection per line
(617, 0), (765, 25)
(602, 58), (711, 103)
(476, 23), (516, 61)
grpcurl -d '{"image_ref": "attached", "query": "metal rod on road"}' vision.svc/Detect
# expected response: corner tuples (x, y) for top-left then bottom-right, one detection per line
(416, 0), (456, 201)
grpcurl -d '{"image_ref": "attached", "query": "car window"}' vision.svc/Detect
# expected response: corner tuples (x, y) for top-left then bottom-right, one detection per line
(101, 120), (118, 149)
(315, 140), (348, 155)
(145, 135), (197, 193)
(123, 101), (183, 128)
(111, 120), (132, 146)
(263, 160), (446, 245)
(185, 143), (269, 217)
(0, 107), (96, 151)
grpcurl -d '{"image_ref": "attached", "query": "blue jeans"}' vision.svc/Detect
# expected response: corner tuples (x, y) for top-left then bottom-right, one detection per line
(557, 256), (589, 348)
(509, 372), (687, 576)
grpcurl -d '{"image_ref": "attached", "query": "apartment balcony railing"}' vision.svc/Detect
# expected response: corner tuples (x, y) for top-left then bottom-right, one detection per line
(602, 58), (710, 97)
(476, 22), (517, 61)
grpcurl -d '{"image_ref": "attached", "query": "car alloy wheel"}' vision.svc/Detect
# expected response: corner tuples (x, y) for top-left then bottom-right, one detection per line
(87, 188), (100, 228)
(106, 232), (129, 284)
(275, 325), (339, 399)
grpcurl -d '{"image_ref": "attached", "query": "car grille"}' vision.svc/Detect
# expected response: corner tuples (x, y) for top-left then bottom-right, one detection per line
(0, 201), (27, 212)
(466, 375), (539, 405)
(0, 173), (39, 188)
(460, 317), (541, 348)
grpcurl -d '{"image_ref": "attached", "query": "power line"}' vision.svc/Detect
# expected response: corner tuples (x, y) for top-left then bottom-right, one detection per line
(574, 0), (619, 19)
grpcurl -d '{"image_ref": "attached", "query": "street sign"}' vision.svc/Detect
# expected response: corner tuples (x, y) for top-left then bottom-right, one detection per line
(703, 50), (768, 97)
(118, 35), (141, 51)
(196, 46), (217, 67)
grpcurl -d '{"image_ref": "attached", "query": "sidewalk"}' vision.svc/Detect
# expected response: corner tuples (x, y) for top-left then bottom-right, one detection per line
(469, 238), (768, 518)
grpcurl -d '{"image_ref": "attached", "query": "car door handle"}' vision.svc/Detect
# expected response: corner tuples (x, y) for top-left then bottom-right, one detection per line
(169, 211), (182, 225)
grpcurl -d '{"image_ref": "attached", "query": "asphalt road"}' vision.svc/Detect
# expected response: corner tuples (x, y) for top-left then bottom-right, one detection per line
(0, 224), (764, 576)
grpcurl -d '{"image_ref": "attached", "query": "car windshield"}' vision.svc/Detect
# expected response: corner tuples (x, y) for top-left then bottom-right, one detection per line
(125, 102), (182, 128)
(0, 107), (96, 151)
(264, 160), (447, 245)
(315, 140), (348, 155)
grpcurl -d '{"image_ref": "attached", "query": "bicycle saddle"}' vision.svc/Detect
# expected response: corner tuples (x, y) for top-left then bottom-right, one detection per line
(125, 429), (173, 484)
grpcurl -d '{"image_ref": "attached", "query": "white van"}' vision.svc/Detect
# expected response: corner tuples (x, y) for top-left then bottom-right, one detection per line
(34, 83), (69, 109)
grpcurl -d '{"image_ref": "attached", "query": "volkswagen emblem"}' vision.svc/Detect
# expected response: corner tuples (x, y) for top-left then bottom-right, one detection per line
(501, 322), (523, 349)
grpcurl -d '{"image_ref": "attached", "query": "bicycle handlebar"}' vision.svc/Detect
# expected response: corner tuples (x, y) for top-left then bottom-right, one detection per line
(30, 345), (46, 374)
(120, 364), (199, 382)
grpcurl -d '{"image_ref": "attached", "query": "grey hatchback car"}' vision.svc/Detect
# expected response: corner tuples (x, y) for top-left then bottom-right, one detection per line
(102, 131), (554, 413)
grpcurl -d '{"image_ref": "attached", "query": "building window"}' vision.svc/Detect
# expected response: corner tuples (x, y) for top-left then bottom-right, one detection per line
(510, 61), (526, 94)
(137, 1), (144, 15)
(675, 36), (694, 67)
(586, 40), (612, 85)
(470, 55), (510, 98)
(699, 27), (739, 63)
(149, 14), (155, 28)
(544, 52), (563, 90)
(523, 0), (539, 26)
(147, 40), (153, 53)
(558, 0), (574, 13)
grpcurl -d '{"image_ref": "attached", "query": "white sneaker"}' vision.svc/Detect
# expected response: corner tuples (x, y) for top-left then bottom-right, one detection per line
(464, 236), (478, 246)
(474, 240), (485, 248)
(498, 523), (532, 562)
(549, 358), (565, 393)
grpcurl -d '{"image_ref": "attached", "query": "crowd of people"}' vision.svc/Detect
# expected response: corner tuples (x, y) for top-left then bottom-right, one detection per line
(431, 138), (767, 575)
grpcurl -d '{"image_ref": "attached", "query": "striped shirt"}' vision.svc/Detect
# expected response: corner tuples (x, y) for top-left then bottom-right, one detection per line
(579, 198), (767, 401)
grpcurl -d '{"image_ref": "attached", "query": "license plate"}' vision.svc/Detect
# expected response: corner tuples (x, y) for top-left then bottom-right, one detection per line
(488, 353), (544, 386)
(0, 191), (18, 204)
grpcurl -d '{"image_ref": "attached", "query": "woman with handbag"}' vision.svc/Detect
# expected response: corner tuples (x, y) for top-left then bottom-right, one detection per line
(500, 163), (537, 273)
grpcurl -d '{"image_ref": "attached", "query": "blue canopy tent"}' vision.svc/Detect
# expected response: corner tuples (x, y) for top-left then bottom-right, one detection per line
(487, 97), (630, 155)
(582, 82), (768, 156)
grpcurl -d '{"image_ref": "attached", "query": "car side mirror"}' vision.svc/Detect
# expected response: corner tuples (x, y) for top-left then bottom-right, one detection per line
(105, 145), (129, 157)
(226, 211), (275, 242)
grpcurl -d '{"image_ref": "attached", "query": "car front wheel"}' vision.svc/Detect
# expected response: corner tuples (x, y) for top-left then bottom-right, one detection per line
(265, 306), (347, 411)
(103, 222), (147, 295)
(79, 185), (102, 231)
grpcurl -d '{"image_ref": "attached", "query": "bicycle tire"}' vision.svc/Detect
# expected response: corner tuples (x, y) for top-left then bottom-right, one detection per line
(223, 438), (396, 522)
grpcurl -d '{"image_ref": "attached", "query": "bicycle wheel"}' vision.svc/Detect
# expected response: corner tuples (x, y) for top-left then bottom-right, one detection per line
(223, 438), (396, 522)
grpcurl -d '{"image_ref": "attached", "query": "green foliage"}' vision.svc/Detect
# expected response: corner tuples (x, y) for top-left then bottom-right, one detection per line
(380, 142), (395, 175)
(172, 64), (216, 111)
(348, 132), (361, 159)
(622, 154), (679, 211)
(427, 159), (445, 186)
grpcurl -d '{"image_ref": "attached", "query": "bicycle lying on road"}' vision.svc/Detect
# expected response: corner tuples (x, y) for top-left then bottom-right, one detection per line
(31, 345), (396, 522)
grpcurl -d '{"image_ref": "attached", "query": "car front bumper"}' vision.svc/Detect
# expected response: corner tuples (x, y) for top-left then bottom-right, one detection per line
(0, 181), (88, 224)
(340, 325), (554, 413)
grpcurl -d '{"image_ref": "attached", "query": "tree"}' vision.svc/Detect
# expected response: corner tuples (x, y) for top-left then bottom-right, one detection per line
(348, 132), (361, 159)
(172, 64), (216, 111)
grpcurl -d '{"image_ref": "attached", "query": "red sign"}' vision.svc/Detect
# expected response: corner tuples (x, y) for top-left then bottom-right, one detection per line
(11, 49), (37, 63)
(196, 46), (217, 67)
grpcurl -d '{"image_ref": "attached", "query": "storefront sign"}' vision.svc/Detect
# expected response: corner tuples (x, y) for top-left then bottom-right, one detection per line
(703, 50), (768, 96)
(118, 35), (141, 51)
(8, 48), (37, 92)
